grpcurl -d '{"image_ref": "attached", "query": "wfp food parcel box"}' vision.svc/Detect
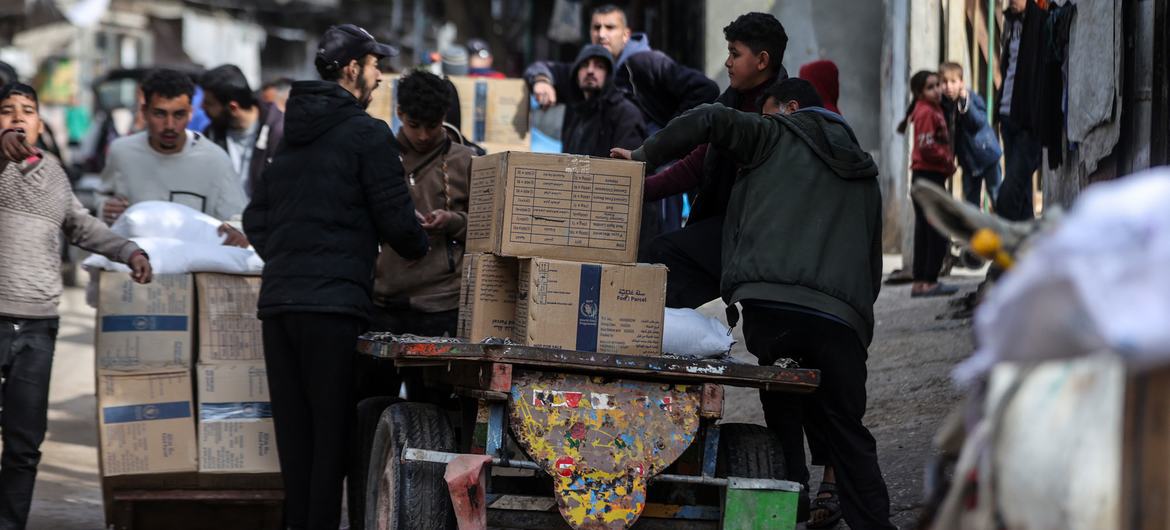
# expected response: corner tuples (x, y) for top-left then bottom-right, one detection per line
(514, 258), (666, 356)
(457, 253), (520, 342)
(367, 74), (530, 151)
(196, 362), (279, 474)
(195, 273), (263, 363)
(97, 370), (198, 476)
(467, 152), (645, 264)
(96, 272), (194, 372)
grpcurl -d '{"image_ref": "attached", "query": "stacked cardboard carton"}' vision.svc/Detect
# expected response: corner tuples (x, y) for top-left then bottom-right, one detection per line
(367, 74), (530, 153)
(96, 273), (198, 476)
(457, 152), (668, 356)
(95, 272), (277, 477)
(194, 274), (279, 474)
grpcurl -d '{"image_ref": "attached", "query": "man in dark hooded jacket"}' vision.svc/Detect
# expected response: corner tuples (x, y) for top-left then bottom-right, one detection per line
(560, 44), (657, 252)
(561, 45), (646, 158)
(199, 64), (285, 198)
(629, 101), (895, 530)
(526, 4), (717, 131)
(242, 24), (427, 530)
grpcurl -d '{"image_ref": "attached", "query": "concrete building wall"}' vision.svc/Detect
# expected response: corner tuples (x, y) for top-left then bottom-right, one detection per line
(704, 0), (885, 151)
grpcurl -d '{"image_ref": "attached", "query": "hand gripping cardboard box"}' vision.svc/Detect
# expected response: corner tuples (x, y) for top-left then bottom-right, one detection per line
(195, 273), (263, 363)
(514, 258), (666, 356)
(96, 272), (194, 372)
(368, 74), (529, 150)
(467, 152), (645, 264)
(97, 370), (198, 476)
(196, 362), (279, 473)
(457, 253), (520, 342)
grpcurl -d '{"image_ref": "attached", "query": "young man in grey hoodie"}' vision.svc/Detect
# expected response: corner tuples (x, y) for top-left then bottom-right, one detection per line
(0, 82), (151, 528)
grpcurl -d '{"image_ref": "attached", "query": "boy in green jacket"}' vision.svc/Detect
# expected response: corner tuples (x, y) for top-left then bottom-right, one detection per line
(621, 100), (894, 530)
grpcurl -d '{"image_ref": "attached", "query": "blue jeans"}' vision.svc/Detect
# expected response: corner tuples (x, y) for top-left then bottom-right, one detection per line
(963, 164), (1002, 209)
(998, 120), (1041, 221)
(0, 317), (58, 530)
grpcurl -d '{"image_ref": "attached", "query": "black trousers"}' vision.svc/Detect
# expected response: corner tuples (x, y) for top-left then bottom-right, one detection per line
(0, 317), (58, 530)
(262, 313), (364, 530)
(743, 305), (895, 530)
(911, 170), (950, 283)
(642, 216), (723, 309)
(998, 120), (1041, 222)
(370, 306), (458, 338)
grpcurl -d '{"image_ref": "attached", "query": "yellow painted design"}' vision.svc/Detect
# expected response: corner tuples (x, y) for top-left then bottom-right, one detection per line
(509, 372), (701, 530)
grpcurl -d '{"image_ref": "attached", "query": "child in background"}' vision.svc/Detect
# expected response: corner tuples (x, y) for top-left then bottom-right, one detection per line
(897, 70), (957, 298)
(0, 82), (152, 528)
(939, 62), (1002, 211)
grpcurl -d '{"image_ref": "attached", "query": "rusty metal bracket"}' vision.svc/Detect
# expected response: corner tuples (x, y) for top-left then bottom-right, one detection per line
(699, 384), (724, 419)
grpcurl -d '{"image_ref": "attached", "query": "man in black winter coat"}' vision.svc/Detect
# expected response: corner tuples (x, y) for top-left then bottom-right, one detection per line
(560, 44), (660, 253)
(242, 24), (428, 530)
(561, 45), (645, 158)
(526, 4), (718, 131)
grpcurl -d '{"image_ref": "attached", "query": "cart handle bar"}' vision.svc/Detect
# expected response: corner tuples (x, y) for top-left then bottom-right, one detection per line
(402, 447), (801, 492)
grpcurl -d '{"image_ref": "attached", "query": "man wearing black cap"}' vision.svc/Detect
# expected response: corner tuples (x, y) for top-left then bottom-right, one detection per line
(467, 38), (505, 79)
(243, 24), (428, 530)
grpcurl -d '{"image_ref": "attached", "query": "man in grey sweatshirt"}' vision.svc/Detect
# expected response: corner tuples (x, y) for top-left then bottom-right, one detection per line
(0, 82), (151, 528)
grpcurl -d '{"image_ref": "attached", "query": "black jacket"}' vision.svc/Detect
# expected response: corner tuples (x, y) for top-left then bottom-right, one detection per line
(997, 0), (1046, 131)
(561, 45), (647, 157)
(204, 102), (285, 197)
(243, 81), (428, 321)
(634, 105), (882, 346)
(525, 34), (718, 129)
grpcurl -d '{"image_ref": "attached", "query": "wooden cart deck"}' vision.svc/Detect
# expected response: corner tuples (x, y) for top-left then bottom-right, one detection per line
(101, 473), (283, 530)
(356, 334), (820, 393)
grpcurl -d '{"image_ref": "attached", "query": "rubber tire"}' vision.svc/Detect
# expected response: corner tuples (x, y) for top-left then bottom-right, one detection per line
(364, 402), (457, 530)
(716, 423), (788, 480)
(349, 396), (401, 530)
(716, 423), (795, 526)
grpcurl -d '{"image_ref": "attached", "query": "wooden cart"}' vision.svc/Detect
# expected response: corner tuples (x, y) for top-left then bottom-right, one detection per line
(351, 334), (820, 530)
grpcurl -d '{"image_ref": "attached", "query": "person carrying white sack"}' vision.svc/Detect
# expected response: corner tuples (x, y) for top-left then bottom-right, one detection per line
(97, 68), (249, 247)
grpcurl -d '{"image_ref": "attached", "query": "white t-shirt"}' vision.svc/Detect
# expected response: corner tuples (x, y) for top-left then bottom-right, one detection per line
(99, 130), (245, 221)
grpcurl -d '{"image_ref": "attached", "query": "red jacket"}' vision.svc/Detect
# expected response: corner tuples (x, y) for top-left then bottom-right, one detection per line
(910, 99), (954, 174)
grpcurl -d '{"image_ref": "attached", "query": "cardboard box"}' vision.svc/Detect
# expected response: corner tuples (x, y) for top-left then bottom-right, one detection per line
(196, 362), (279, 473)
(515, 258), (666, 355)
(195, 273), (263, 363)
(98, 370), (198, 476)
(96, 272), (194, 372)
(457, 253), (520, 341)
(368, 74), (529, 148)
(467, 152), (645, 264)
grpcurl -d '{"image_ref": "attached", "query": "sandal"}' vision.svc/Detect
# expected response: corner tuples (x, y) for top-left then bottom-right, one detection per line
(808, 481), (843, 529)
(911, 283), (959, 298)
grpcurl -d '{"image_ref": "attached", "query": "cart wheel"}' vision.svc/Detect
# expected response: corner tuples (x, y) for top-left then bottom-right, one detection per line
(716, 423), (787, 479)
(364, 402), (456, 530)
(349, 396), (401, 530)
